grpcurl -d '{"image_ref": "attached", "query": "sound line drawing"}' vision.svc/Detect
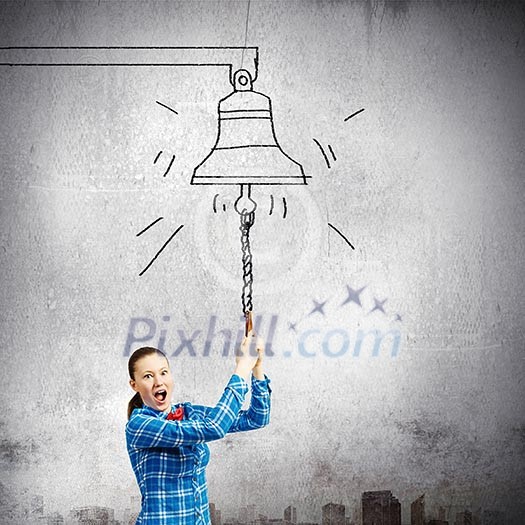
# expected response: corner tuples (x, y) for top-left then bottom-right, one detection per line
(162, 155), (175, 177)
(344, 108), (365, 122)
(139, 225), (184, 277)
(156, 100), (179, 115)
(136, 217), (164, 237)
(328, 144), (337, 162)
(328, 223), (355, 250)
(313, 138), (331, 169)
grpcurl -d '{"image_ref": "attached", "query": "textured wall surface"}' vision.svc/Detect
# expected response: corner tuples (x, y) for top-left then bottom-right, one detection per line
(0, 1), (524, 524)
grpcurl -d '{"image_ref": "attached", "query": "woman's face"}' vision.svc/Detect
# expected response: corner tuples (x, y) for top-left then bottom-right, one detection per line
(129, 353), (174, 412)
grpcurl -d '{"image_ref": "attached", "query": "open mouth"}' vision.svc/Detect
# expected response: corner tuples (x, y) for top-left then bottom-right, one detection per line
(154, 389), (167, 402)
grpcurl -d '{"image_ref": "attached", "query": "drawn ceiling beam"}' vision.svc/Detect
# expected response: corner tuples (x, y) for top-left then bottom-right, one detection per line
(0, 46), (259, 86)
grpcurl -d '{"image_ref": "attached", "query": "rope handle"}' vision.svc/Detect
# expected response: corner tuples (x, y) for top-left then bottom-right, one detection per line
(245, 310), (253, 337)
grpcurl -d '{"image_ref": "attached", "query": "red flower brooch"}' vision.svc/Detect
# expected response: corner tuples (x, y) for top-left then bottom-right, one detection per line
(167, 406), (184, 421)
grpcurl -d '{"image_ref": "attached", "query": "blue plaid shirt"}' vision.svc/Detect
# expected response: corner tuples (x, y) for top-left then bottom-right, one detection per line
(126, 373), (272, 524)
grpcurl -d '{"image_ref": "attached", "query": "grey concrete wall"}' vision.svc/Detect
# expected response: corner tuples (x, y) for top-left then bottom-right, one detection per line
(0, 1), (524, 524)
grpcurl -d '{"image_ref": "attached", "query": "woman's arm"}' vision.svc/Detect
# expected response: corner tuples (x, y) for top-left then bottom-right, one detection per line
(191, 372), (271, 433)
(194, 352), (272, 433)
(227, 371), (271, 433)
(126, 352), (256, 449)
(126, 374), (248, 449)
(227, 335), (271, 432)
(189, 359), (271, 432)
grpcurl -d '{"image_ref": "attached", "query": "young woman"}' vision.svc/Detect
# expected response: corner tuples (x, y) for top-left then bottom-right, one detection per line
(126, 330), (271, 525)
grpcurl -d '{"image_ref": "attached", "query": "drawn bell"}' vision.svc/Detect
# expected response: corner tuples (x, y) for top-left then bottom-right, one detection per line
(192, 69), (306, 186)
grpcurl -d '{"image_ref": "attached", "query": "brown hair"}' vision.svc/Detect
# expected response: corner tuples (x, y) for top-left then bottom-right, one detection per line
(127, 346), (169, 420)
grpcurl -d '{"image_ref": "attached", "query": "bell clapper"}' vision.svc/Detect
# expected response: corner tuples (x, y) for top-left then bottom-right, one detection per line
(234, 184), (257, 216)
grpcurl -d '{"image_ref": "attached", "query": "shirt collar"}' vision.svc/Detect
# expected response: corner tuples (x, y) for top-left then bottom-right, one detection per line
(140, 401), (186, 416)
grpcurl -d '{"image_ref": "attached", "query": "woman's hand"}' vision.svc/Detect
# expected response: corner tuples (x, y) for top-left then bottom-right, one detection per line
(234, 329), (261, 381)
(252, 335), (265, 380)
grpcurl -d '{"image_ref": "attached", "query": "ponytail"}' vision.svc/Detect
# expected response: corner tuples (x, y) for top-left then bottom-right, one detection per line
(127, 392), (143, 420)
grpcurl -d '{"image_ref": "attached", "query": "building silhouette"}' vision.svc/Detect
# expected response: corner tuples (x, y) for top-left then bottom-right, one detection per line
(7, 485), (510, 525)
(127, 512), (139, 525)
(362, 491), (401, 525)
(247, 504), (257, 524)
(210, 502), (223, 525)
(235, 504), (257, 524)
(46, 512), (65, 525)
(255, 512), (269, 525)
(122, 493), (141, 525)
(438, 507), (448, 522)
(285, 505), (297, 524)
(454, 510), (473, 525)
(322, 502), (346, 525)
(411, 494), (425, 525)
(69, 505), (116, 524)
(239, 506), (249, 524)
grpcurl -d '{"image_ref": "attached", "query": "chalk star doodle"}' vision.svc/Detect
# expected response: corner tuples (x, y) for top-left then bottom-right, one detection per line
(287, 285), (403, 336)
(369, 297), (387, 315)
(341, 284), (366, 307)
(309, 299), (327, 316)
